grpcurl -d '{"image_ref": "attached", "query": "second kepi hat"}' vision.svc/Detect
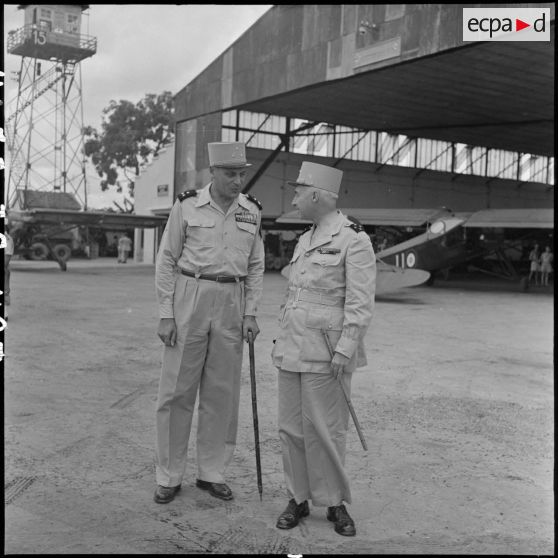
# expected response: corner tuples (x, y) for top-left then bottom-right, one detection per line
(208, 142), (252, 168)
(287, 161), (343, 195)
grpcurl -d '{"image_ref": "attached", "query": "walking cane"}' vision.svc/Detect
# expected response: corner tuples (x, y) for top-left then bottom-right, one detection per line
(247, 330), (263, 501)
(321, 329), (368, 451)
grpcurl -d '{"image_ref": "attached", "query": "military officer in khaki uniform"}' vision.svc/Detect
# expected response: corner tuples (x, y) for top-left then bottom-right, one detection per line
(272, 161), (376, 536)
(154, 142), (265, 504)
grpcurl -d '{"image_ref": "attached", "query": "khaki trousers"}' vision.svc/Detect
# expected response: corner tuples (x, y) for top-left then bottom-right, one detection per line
(118, 247), (130, 262)
(278, 369), (352, 507)
(156, 275), (243, 487)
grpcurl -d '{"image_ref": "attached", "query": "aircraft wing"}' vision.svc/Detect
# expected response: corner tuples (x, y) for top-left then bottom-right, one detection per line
(375, 261), (431, 293)
(8, 208), (168, 230)
(276, 207), (451, 227)
(462, 208), (554, 229)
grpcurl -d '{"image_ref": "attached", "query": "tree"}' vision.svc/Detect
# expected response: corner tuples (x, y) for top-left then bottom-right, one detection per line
(84, 91), (174, 200)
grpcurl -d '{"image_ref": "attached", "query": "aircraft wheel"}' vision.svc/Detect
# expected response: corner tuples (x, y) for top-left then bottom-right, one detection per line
(425, 273), (436, 286)
(519, 276), (529, 292)
(53, 244), (72, 262)
(29, 242), (49, 261)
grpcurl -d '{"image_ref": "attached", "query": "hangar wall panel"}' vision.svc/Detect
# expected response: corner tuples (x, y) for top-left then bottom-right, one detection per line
(176, 4), (516, 123)
(174, 120), (197, 195)
(194, 113), (222, 170)
(221, 49), (234, 108)
(301, 4), (341, 49)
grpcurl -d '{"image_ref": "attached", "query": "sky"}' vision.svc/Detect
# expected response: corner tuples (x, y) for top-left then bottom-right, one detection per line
(3, 3), (272, 208)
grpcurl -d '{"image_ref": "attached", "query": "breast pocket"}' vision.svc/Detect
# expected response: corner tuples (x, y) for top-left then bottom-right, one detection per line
(186, 218), (215, 246)
(309, 252), (344, 289)
(312, 253), (342, 267)
(234, 221), (257, 254)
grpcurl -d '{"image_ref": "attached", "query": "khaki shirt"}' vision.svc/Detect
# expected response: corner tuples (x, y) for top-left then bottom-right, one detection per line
(118, 236), (132, 251)
(156, 183), (265, 318)
(272, 211), (376, 373)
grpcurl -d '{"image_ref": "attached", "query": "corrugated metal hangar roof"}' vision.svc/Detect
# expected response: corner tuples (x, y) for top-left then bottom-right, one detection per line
(241, 37), (554, 157)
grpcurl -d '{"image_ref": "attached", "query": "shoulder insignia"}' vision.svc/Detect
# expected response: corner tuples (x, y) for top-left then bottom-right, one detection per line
(349, 223), (364, 234)
(245, 193), (263, 210)
(177, 190), (198, 202)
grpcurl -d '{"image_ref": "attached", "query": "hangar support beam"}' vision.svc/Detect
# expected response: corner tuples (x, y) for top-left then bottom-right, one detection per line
(242, 120), (320, 194)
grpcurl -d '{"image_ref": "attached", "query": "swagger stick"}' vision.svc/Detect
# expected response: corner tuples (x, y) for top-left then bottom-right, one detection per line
(247, 330), (263, 500)
(321, 329), (368, 451)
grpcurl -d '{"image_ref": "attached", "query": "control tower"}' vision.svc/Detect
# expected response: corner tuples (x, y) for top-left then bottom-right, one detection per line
(5, 4), (97, 209)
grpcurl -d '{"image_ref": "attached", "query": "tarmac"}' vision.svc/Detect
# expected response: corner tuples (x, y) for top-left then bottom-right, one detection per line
(3, 257), (554, 555)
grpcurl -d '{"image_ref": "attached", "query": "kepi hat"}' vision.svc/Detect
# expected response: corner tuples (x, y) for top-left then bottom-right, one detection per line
(287, 161), (343, 195)
(208, 142), (252, 168)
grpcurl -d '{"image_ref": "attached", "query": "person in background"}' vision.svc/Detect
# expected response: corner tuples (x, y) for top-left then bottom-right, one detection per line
(153, 141), (265, 504)
(118, 232), (133, 263)
(271, 161), (376, 537)
(528, 243), (540, 285)
(377, 236), (388, 252)
(539, 245), (553, 287)
(4, 225), (15, 316)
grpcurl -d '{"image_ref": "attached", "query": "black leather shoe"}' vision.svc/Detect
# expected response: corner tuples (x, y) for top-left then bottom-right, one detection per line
(276, 499), (310, 529)
(326, 504), (356, 536)
(153, 484), (181, 504)
(195, 479), (233, 500)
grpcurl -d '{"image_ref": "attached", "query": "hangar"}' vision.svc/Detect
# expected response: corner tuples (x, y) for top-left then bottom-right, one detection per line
(133, 4), (554, 266)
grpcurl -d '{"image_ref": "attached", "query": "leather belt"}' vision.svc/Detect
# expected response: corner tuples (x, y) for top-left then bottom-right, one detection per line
(287, 287), (345, 307)
(180, 269), (245, 283)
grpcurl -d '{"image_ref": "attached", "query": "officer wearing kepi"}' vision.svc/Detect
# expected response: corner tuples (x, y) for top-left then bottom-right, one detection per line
(154, 141), (265, 504)
(272, 161), (376, 536)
